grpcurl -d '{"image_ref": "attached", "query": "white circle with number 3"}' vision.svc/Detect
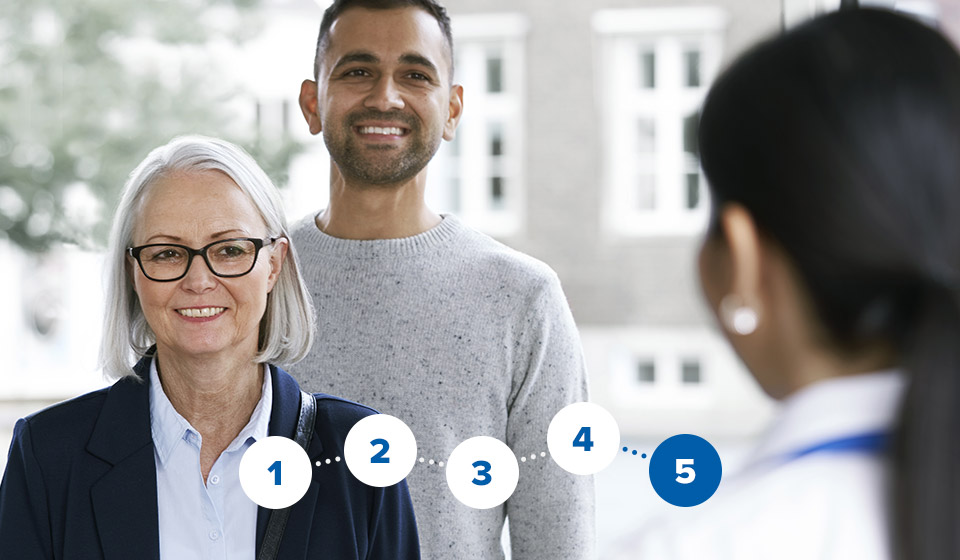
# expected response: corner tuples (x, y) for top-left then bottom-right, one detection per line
(547, 402), (621, 475)
(445, 436), (520, 509)
(344, 414), (417, 487)
(239, 436), (313, 509)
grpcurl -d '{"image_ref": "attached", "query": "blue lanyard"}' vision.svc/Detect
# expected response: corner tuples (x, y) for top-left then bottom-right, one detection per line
(784, 430), (889, 463)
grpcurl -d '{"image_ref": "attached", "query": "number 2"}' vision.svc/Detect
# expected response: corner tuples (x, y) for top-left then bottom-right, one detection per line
(676, 459), (695, 484)
(572, 426), (594, 451)
(472, 460), (492, 486)
(268, 460), (281, 485)
(371, 438), (391, 463)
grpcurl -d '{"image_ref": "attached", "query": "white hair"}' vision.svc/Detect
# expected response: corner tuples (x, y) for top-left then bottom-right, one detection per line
(99, 135), (316, 380)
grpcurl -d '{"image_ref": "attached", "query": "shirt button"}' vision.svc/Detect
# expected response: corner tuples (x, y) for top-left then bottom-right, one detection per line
(209, 530), (220, 541)
(210, 475), (220, 485)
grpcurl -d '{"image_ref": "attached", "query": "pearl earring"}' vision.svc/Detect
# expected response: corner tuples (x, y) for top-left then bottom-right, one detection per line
(719, 294), (758, 335)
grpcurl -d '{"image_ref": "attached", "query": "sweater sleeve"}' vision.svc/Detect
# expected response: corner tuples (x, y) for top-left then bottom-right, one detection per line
(505, 271), (595, 559)
(0, 418), (54, 560)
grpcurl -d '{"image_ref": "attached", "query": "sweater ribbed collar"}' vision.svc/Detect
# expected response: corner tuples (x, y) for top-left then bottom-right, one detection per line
(299, 211), (464, 259)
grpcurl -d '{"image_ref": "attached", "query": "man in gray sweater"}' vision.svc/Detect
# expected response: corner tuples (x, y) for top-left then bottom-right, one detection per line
(292, 1), (594, 557)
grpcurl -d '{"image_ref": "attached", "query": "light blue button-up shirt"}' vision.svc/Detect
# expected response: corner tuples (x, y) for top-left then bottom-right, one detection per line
(149, 358), (272, 559)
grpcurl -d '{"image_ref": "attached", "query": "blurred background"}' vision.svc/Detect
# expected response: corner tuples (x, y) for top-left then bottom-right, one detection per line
(1, 0), (954, 555)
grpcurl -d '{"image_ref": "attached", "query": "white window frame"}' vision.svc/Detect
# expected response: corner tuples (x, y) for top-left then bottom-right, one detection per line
(594, 7), (727, 237)
(783, 0), (939, 28)
(608, 327), (725, 408)
(426, 13), (528, 237)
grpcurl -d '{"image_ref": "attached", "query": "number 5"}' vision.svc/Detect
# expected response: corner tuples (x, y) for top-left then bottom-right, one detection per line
(676, 459), (695, 484)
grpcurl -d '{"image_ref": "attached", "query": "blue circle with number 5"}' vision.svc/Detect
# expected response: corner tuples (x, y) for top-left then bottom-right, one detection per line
(649, 434), (721, 507)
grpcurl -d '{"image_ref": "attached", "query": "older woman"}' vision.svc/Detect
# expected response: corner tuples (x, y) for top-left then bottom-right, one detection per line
(0, 136), (420, 559)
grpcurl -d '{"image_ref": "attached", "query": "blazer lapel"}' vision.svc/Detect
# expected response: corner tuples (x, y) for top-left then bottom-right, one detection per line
(87, 356), (160, 560)
(256, 366), (323, 554)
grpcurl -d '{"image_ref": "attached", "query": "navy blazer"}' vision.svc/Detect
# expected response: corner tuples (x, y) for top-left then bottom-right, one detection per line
(0, 355), (421, 559)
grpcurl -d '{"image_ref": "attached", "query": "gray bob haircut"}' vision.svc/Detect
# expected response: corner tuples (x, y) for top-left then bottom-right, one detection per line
(99, 135), (316, 381)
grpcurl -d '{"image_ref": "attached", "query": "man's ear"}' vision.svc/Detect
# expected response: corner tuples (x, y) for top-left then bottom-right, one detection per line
(299, 79), (323, 136)
(442, 84), (464, 141)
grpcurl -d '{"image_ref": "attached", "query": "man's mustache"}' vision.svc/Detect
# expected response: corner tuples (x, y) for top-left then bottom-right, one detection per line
(346, 110), (418, 129)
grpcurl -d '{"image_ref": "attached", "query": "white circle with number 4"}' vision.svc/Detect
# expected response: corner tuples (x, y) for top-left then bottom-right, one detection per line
(445, 436), (519, 509)
(547, 402), (621, 475)
(239, 436), (312, 509)
(344, 414), (417, 487)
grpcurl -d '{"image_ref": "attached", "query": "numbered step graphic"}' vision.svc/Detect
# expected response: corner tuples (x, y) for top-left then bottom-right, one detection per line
(344, 414), (418, 487)
(445, 436), (520, 509)
(649, 434), (722, 507)
(547, 402), (621, 476)
(239, 436), (313, 509)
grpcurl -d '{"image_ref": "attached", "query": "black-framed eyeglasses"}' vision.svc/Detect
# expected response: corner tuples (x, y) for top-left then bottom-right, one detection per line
(128, 237), (279, 282)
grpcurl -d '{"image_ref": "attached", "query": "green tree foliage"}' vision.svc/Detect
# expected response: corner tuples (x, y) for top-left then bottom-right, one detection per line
(0, 0), (303, 252)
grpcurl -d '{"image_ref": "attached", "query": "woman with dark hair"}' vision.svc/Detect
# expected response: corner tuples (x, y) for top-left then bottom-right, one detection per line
(614, 8), (960, 560)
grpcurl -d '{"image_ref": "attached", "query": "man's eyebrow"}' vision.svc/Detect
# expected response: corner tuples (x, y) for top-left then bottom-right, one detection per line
(331, 51), (380, 72)
(399, 53), (439, 75)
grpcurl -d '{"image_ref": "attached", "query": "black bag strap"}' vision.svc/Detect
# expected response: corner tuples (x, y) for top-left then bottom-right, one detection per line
(256, 390), (316, 560)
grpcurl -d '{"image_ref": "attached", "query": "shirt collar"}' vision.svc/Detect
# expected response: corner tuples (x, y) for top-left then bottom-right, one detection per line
(149, 357), (273, 465)
(749, 369), (906, 465)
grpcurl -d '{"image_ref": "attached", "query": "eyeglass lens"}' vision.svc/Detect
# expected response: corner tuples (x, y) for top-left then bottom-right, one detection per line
(139, 239), (258, 280)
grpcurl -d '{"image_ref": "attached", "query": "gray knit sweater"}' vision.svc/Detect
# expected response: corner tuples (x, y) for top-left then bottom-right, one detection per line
(289, 212), (594, 559)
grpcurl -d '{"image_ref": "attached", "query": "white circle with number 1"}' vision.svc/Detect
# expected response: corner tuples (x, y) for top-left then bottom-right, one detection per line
(344, 414), (417, 487)
(445, 436), (520, 509)
(547, 402), (621, 475)
(239, 436), (313, 509)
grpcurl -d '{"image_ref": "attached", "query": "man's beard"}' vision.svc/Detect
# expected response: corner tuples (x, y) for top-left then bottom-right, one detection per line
(324, 110), (441, 186)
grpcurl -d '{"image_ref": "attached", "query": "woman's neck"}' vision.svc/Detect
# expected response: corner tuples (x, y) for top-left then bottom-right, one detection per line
(154, 348), (263, 445)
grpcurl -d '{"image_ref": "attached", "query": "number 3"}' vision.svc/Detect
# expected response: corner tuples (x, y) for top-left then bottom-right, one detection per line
(676, 459), (695, 484)
(472, 460), (492, 486)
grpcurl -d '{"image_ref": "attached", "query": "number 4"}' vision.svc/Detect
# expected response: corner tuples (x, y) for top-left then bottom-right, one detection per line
(676, 459), (695, 484)
(573, 426), (594, 451)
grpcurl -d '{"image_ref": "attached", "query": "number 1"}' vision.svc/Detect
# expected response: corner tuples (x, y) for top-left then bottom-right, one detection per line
(268, 460), (281, 485)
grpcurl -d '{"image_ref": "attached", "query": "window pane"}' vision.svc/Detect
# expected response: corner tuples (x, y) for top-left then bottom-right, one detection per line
(490, 123), (503, 156)
(638, 118), (655, 153)
(448, 129), (460, 157)
(637, 360), (655, 383)
(683, 112), (699, 157)
(681, 360), (701, 384)
(638, 174), (655, 210)
(685, 50), (701, 87)
(487, 54), (503, 93)
(449, 177), (461, 213)
(490, 176), (505, 209)
(640, 50), (655, 89)
(686, 173), (700, 209)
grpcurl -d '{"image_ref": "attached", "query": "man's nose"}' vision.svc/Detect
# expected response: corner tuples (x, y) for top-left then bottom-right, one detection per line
(364, 75), (405, 112)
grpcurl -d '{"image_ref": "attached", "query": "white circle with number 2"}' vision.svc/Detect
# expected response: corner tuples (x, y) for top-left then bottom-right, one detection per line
(547, 402), (621, 475)
(344, 414), (417, 487)
(445, 436), (520, 510)
(239, 436), (312, 509)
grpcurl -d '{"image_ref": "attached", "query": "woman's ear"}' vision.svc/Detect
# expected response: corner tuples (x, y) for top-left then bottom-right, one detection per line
(266, 237), (289, 293)
(717, 203), (764, 334)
